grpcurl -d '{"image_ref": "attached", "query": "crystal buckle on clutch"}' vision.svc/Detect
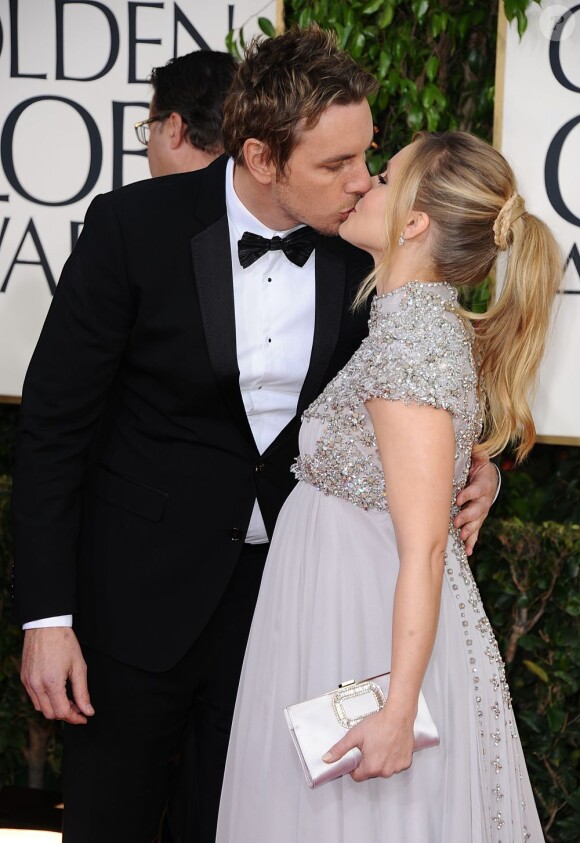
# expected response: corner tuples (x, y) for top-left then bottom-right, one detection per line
(331, 679), (386, 729)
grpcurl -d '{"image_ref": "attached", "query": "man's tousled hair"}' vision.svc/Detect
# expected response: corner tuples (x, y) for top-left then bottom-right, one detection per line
(222, 25), (378, 174)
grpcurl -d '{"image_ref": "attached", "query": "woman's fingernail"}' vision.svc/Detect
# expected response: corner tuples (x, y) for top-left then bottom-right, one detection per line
(322, 752), (333, 762)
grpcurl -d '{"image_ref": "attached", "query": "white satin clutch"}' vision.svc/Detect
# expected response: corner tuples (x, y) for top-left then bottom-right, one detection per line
(284, 673), (439, 788)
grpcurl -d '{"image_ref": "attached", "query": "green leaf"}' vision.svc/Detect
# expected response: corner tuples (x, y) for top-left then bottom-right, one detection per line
(565, 598), (580, 617)
(426, 106), (439, 131)
(412, 0), (429, 20)
(516, 8), (528, 37)
(350, 32), (366, 59)
(363, 0), (384, 14)
(379, 4), (395, 28)
(523, 659), (549, 683)
(421, 83), (445, 109)
(458, 13), (470, 39)
(378, 50), (391, 80)
(429, 12), (441, 38)
(377, 88), (390, 111)
(258, 17), (276, 37)
(425, 55), (439, 82)
(503, 0), (517, 21)
(335, 23), (354, 49)
(345, 6), (357, 26)
(547, 707), (567, 732)
(407, 104), (424, 131)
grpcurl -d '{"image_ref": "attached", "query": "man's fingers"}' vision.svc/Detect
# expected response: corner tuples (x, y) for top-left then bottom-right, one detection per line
(21, 679), (43, 715)
(24, 675), (66, 720)
(36, 685), (87, 724)
(455, 516), (482, 549)
(20, 628), (91, 724)
(454, 498), (486, 528)
(59, 704), (88, 725)
(455, 483), (481, 509)
(464, 528), (481, 556)
(23, 683), (55, 719)
(69, 665), (94, 717)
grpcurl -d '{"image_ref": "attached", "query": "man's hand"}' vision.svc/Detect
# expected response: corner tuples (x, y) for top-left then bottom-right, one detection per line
(21, 627), (94, 724)
(454, 455), (499, 556)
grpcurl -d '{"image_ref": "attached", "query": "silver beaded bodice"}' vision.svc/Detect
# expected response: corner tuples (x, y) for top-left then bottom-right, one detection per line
(293, 282), (482, 513)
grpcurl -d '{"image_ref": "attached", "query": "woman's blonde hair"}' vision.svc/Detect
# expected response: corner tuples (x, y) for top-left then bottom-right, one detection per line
(355, 131), (562, 462)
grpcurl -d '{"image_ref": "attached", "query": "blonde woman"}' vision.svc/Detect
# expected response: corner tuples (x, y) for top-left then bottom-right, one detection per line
(217, 131), (560, 842)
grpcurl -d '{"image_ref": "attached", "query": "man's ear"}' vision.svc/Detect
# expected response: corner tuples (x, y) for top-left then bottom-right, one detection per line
(241, 139), (276, 185)
(167, 112), (188, 150)
(402, 210), (430, 242)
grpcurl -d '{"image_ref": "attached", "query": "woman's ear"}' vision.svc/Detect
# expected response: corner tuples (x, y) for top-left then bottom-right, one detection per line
(241, 139), (276, 185)
(402, 210), (430, 242)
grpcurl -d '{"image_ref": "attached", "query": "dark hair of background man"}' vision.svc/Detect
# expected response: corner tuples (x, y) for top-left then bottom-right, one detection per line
(150, 50), (238, 155)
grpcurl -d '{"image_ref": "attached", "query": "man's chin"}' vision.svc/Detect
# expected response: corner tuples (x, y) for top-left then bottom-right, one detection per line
(311, 220), (343, 237)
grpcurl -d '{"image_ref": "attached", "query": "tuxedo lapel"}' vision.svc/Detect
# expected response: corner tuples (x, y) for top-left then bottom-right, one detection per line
(190, 216), (257, 450)
(296, 239), (346, 418)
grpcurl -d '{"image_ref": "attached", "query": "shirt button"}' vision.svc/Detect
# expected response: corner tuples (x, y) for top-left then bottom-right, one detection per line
(229, 527), (243, 541)
(255, 462), (265, 472)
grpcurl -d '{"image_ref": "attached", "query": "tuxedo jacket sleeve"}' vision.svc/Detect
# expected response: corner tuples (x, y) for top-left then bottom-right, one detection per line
(12, 155), (371, 671)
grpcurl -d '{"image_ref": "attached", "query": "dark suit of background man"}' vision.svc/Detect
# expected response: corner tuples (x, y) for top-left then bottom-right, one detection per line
(13, 25), (498, 843)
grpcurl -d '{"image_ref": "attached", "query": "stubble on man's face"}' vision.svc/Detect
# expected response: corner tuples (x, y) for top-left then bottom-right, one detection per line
(270, 100), (375, 236)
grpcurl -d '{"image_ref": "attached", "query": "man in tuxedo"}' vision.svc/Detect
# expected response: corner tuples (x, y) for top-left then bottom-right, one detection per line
(137, 50), (237, 176)
(13, 26), (498, 843)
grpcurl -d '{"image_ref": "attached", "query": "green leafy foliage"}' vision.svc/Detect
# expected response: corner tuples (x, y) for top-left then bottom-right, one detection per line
(495, 445), (580, 526)
(504, 0), (542, 37)
(474, 520), (580, 841)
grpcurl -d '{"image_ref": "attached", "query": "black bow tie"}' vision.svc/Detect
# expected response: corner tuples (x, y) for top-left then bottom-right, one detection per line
(238, 227), (318, 269)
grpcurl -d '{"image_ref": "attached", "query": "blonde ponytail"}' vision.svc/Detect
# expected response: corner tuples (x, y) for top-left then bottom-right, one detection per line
(472, 206), (562, 462)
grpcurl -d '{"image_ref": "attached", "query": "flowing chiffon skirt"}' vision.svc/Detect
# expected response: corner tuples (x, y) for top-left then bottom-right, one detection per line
(217, 422), (543, 843)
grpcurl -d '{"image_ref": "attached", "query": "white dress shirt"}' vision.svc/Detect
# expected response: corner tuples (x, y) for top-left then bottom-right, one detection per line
(225, 158), (316, 542)
(24, 158), (316, 628)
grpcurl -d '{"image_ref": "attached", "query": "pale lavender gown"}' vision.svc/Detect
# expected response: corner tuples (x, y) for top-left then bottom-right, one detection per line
(216, 282), (544, 842)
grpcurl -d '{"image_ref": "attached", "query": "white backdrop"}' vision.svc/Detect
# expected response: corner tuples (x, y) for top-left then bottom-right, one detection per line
(0, 0), (278, 398)
(496, 0), (580, 442)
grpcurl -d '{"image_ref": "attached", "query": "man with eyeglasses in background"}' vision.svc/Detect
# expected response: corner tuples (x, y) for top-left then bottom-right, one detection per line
(135, 50), (237, 177)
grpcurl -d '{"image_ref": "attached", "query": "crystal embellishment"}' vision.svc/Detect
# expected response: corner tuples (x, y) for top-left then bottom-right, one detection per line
(292, 283), (481, 512)
(332, 680), (385, 729)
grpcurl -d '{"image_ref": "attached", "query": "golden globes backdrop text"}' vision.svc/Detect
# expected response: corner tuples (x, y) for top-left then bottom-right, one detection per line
(0, 0), (279, 398)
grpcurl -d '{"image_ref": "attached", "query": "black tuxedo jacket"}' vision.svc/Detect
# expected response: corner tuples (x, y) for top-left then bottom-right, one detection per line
(12, 155), (371, 671)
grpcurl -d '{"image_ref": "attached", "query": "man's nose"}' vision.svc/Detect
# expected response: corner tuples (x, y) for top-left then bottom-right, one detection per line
(348, 161), (372, 196)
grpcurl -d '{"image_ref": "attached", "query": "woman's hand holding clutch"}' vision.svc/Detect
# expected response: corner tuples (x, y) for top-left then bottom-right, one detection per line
(322, 701), (416, 782)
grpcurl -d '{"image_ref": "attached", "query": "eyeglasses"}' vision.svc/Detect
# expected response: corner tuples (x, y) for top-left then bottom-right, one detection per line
(134, 113), (170, 145)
